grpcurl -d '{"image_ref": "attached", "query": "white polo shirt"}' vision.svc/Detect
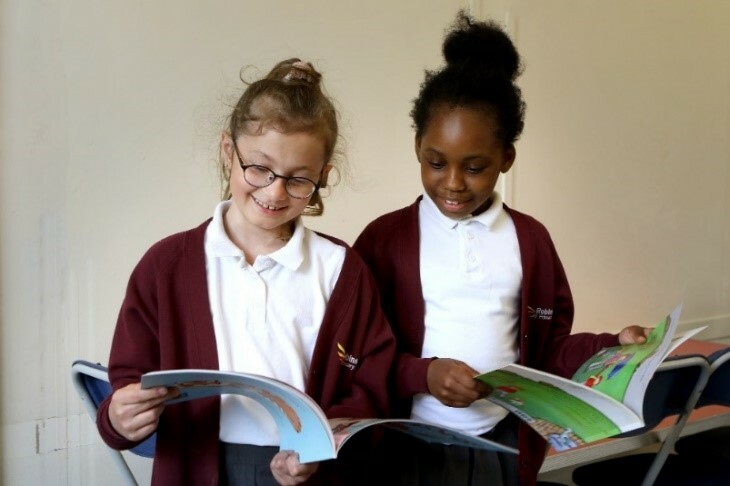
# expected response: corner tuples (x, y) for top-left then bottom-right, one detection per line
(411, 192), (522, 436)
(204, 201), (345, 445)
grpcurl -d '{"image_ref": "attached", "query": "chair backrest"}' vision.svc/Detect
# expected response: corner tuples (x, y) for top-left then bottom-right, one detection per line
(639, 354), (710, 432)
(693, 346), (730, 408)
(71, 359), (156, 485)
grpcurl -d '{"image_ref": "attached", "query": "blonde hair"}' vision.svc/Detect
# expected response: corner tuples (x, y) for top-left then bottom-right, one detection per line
(219, 58), (339, 216)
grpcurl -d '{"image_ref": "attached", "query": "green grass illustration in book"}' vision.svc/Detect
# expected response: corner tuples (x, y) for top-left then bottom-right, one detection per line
(571, 318), (668, 402)
(475, 304), (702, 452)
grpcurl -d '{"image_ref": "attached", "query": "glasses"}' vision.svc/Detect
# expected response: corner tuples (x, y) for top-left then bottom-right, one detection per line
(233, 144), (321, 199)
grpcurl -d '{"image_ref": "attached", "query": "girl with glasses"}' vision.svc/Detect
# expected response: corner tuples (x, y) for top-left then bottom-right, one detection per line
(353, 11), (651, 486)
(97, 58), (395, 486)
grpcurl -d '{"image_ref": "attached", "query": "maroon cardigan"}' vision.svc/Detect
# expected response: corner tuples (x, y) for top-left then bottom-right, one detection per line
(353, 197), (619, 485)
(97, 219), (396, 485)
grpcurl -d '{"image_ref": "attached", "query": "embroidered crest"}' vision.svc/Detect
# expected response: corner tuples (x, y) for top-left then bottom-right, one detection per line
(337, 342), (359, 370)
(528, 306), (554, 320)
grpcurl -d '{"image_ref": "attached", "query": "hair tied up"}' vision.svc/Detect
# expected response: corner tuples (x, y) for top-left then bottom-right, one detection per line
(442, 10), (521, 81)
(284, 60), (321, 85)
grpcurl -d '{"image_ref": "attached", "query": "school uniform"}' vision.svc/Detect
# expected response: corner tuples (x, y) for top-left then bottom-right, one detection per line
(97, 210), (396, 486)
(353, 195), (620, 486)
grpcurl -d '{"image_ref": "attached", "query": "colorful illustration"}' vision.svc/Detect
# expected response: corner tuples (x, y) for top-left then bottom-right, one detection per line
(475, 304), (691, 452)
(583, 375), (602, 388)
(576, 349), (635, 386)
(477, 368), (627, 445)
(142, 370), (334, 463)
(572, 318), (668, 402)
(546, 428), (581, 452)
(167, 378), (303, 432)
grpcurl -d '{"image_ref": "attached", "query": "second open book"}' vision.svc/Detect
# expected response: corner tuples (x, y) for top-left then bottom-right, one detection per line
(475, 303), (706, 451)
(141, 303), (702, 461)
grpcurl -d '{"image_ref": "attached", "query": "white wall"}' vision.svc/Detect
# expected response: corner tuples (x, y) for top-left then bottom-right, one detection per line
(1, 0), (728, 484)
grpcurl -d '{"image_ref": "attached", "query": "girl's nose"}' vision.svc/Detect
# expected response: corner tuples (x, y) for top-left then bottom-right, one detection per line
(445, 168), (466, 191)
(264, 177), (290, 199)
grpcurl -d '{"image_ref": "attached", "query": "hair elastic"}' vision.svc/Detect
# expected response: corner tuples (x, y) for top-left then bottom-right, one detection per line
(284, 61), (317, 84)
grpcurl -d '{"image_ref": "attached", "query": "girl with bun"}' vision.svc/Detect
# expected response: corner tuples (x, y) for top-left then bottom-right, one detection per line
(98, 58), (395, 486)
(353, 11), (650, 485)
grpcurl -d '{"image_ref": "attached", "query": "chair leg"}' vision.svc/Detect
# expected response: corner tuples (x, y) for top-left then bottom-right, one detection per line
(107, 449), (139, 486)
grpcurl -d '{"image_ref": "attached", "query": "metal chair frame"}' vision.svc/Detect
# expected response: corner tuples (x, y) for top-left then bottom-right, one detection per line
(572, 354), (711, 486)
(71, 359), (155, 486)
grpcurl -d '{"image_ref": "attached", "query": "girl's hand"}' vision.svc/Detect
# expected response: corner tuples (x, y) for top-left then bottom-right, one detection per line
(108, 382), (178, 442)
(427, 358), (491, 407)
(270, 451), (318, 485)
(618, 325), (653, 345)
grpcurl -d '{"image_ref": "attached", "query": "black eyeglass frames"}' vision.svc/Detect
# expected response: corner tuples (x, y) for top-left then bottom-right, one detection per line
(232, 144), (321, 199)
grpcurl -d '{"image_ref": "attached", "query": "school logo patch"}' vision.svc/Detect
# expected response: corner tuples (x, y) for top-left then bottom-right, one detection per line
(528, 306), (553, 320)
(337, 342), (359, 371)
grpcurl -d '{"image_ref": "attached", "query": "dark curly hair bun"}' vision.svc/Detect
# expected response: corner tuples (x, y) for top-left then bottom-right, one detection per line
(410, 9), (526, 145)
(442, 10), (522, 81)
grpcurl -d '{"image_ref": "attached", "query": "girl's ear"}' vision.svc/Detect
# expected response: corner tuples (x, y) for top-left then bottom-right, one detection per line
(221, 132), (234, 169)
(500, 145), (516, 173)
(319, 164), (333, 188)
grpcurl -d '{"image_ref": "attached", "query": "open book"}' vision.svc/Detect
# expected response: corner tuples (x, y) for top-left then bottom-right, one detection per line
(141, 370), (518, 464)
(474, 303), (706, 451)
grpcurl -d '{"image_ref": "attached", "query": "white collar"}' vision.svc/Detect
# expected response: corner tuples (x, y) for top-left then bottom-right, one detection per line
(266, 217), (305, 271)
(205, 200), (305, 271)
(420, 191), (504, 230)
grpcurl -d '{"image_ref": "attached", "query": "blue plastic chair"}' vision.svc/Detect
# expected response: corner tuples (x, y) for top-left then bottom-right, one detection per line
(71, 359), (156, 485)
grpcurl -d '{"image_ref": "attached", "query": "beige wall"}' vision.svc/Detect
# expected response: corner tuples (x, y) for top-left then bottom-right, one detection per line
(483, 0), (730, 332)
(1, 0), (728, 483)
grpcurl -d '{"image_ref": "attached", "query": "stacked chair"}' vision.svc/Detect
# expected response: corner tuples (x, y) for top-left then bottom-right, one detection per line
(571, 354), (711, 486)
(668, 347), (730, 485)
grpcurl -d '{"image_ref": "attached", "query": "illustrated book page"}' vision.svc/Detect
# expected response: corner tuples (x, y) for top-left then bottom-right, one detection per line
(475, 304), (699, 451)
(141, 369), (518, 463)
